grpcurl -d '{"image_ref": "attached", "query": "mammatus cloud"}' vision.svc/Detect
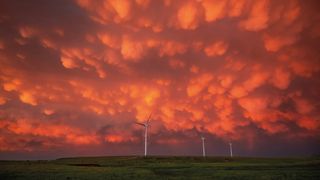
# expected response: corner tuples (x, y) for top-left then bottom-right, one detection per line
(0, 0), (319, 158)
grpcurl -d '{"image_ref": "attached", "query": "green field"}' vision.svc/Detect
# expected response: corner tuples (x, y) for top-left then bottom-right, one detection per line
(0, 156), (319, 179)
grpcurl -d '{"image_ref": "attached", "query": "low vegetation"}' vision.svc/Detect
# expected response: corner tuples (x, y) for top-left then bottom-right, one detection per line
(1, 156), (319, 179)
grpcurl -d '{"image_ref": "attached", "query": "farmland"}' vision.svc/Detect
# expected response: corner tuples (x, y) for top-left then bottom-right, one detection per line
(1, 156), (319, 179)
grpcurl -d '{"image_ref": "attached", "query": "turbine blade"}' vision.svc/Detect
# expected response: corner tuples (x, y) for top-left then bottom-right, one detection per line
(193, 126), (203, 137)
(146, 113), (152, 124)
(135, 122), (145, 126)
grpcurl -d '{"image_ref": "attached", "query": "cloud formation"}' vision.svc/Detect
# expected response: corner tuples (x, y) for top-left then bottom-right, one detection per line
(0, 0), (319, 158)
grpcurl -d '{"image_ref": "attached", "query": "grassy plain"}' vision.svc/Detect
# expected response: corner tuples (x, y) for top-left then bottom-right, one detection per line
(0, 156), (319, 179)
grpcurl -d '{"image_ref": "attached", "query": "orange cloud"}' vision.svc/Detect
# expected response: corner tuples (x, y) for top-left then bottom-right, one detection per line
(105, 134), (137, 143)
(228, 0), (246, 17)
(19, 91), (37, 106)
(3, 81), (19, 92)
(187, 73), (214, 97)
(121, 35), (145, 61)
(176, 1), (201, 30)
(204, 41), (228, 57)
(59, 47), (108, 78)
(229, 85), (248, 98)
(3, 118), (100, 146)
(229, 68), (269, 99)
(239, 0), (270, 31)
(135, 0), (150, 9)
(19, 26), (38, 38)
(60, 56), (78, 69)
(201, 0), (227, 22)
(280, 0), (300, 25)
(43, 108), (55, 115)
(218, 75), (234, 88)
(109, 0), (132, 21)
(260, 122), (289, 134)
(263, 34), (297, 52)
(105, 134), (124, 143)
(0, 0), (319, 156)
(298, 117), (319, 130)
(98, 32), (120, 49)
(270, 67), (291, 90)
(0, 96), (6, 105)
(169, 59), (185, 69)
(159, 40), (187, 57)
(243, 70), (269, 92)
(208, 83), (225, 95)
(190, 65), (200, 73)
(238, 97), (268, 115)
(293, 98), (314, 115)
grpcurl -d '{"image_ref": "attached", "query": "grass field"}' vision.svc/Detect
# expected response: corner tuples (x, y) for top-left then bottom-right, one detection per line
(0, 156), (319, 179)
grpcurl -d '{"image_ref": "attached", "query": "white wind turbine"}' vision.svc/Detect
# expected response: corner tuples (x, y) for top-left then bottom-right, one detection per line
(135, 113), (152, 157)
(229, 142), (233, 157)
(195, 126), (206, 157)
(201, 135), (206, 157)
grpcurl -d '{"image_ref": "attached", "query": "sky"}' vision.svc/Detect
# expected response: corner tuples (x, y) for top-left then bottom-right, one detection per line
(0, 0), (320, 160)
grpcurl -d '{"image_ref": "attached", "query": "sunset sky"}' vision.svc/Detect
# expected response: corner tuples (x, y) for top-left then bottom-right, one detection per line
(0, 0), (320, 160)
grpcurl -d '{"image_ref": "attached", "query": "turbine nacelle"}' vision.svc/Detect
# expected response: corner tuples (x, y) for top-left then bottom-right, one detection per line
(135, 113), (152, 127)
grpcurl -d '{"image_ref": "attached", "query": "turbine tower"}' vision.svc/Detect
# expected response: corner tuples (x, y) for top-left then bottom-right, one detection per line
(135, 113), (152, 157)
(201, 136), (206, 157)
(229, 142), (233, 157)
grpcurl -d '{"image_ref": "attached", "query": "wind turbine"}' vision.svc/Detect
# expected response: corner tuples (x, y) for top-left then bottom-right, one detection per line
(229, 142), (233, 157)
(201, 136), (206, 157)
(135, 113), (152, 157)
(194, 126), (206, 157)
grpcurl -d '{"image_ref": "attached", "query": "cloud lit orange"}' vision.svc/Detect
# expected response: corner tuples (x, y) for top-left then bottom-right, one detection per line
(0, 0), (319, 159)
